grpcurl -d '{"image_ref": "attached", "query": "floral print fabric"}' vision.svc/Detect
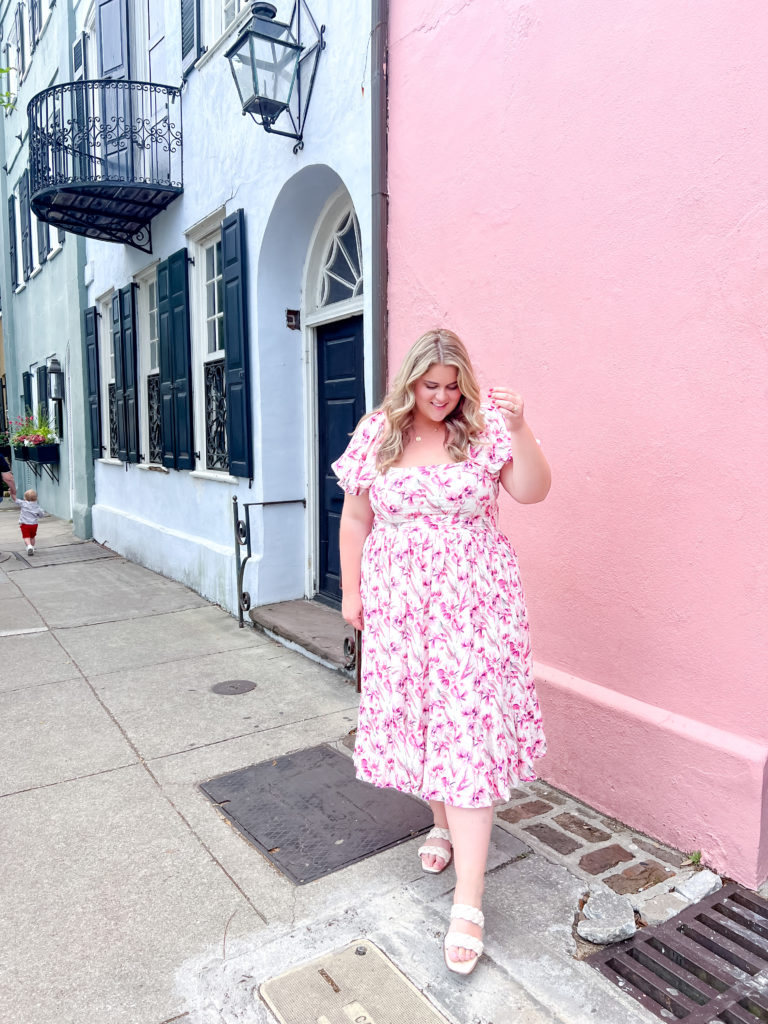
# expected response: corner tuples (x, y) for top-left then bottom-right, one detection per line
(332, 405), (546, 807)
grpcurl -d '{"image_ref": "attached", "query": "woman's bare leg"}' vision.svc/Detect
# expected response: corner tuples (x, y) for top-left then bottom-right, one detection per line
(443, 803), (494, 963)
(420, 799), (452, 871)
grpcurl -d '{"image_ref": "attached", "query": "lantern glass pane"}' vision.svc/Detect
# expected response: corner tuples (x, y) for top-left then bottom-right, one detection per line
(229, 38), (257, 110)
(249, 29), (300, 122)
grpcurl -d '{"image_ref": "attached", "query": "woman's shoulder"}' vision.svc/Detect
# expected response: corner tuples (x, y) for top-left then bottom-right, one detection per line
(354, 408), (388, 439)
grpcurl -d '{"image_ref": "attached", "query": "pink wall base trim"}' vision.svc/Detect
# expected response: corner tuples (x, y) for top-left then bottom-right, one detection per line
(534, 662), (768, 889)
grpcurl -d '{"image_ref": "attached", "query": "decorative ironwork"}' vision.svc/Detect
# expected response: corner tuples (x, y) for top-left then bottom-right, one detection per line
(205, 359), (228, 471)
(108, 382), (118, 458)
(147, 373), (162, 464)
(27, 79), (183, 254)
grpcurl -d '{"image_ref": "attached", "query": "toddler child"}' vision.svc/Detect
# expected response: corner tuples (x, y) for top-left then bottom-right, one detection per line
(14, 489), (46, 555)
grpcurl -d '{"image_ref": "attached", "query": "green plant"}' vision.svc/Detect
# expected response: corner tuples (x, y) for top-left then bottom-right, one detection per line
(0, 68), (16, 111)
(9, 411), (59, 446)
(681, 850), (702, 868)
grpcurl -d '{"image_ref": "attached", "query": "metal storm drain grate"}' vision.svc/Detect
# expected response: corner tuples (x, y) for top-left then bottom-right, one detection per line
(200, 744), (432, 884)
(590, 882), (768, 1022)
(260, 939), (450, 1024)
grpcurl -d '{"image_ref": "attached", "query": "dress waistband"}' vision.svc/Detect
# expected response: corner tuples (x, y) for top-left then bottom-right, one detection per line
(373, 514), (490, 532)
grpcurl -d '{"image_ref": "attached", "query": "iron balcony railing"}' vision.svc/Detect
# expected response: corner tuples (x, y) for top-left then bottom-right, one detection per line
(27, 79), (183, 253)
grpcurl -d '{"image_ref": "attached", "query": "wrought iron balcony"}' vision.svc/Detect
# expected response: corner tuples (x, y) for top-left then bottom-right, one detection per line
(28, 80), (183, 254)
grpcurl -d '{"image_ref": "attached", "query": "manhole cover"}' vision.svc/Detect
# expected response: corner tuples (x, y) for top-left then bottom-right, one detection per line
(260, 939), (450, 1024)
(211, 679), (257, 695)
(589, 882), (768, 1022)
(199, 743), (432, 884)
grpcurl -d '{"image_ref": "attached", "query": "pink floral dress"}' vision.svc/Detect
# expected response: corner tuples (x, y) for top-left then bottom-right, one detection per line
(332, 405), (546, 808)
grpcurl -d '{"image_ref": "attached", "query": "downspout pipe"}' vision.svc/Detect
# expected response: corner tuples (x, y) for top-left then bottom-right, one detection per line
(371, 0), (389, 405)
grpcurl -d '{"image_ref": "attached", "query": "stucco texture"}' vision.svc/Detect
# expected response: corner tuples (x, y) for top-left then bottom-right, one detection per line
(388, 0), (768, 884)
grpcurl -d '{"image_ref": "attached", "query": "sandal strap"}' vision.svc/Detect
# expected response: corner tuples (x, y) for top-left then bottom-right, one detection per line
(417, 844), (452, 863)
(444, 931), (484, 956)
(450, 904), (485, 927)
(427, 827), (451, 842)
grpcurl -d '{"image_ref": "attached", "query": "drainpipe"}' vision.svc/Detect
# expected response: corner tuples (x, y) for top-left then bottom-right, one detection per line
(371, 0), (389, 405)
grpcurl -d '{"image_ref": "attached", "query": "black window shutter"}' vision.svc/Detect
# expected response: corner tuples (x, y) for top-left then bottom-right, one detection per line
(181, 0), (201, 77)
(8, 197), (18, 290)
(119, 283), (140, 463)
(37, 217), (50, 262)
(84, 307), (102, 460)
(96, 0), (130, 79)
(36, 365), (48, 423)
(169, 249), (194, 470)
(111, 292), (128, 461)
(22, 372), (33, 415)
(157, 250), (194, 470)
(58, 227), (66, 246)
(19, 172), (32, 281)
(221, 209), (252, 479)
(157, 256), (177, 468)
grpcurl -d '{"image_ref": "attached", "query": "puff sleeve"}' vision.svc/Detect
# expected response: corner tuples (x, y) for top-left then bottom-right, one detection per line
(331, 410), (386, 495)
(481, 404), (515, 474)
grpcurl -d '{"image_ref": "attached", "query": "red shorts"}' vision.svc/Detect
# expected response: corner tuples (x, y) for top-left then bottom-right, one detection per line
(20, 523), (38, 540)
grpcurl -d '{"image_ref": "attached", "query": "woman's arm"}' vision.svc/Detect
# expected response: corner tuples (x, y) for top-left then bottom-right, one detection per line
(339, 490), (375, 630)
(490, 387), (551, 504)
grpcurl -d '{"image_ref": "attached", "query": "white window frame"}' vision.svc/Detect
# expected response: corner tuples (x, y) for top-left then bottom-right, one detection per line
(96, 289), (119, 463)
(200, 0), (246, 52)
(134, 263), (161, 465)
(187, 208), (230, 475)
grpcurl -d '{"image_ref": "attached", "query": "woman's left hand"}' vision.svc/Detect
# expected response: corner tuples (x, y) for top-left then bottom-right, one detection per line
(489, 387), (525, 434)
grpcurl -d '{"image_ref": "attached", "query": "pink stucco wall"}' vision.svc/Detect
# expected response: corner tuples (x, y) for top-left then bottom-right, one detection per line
(387, 0), (768, 885)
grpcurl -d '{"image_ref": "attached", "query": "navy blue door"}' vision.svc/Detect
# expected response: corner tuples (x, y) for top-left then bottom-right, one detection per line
(317, 316), (365, 606)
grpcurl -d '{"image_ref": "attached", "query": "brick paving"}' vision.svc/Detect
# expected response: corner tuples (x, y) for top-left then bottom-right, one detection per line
(494, 779), (698, 915)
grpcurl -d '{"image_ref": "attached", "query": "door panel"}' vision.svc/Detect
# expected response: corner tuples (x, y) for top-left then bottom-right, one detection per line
(316, 316), (365, 606)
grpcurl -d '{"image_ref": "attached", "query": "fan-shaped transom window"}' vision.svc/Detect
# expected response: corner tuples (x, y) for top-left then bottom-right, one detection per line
(319, 208), (363, 306)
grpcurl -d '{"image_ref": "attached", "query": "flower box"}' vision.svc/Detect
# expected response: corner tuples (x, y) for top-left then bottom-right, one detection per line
(12, 445), (30, 462)
(27, 443), (60, 465)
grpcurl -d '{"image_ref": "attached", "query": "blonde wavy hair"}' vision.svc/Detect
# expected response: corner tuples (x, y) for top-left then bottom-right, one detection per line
(375, 329), (485, 471)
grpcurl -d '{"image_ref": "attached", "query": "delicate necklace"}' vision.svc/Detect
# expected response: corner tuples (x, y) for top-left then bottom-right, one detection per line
(413, 424), (443, 442)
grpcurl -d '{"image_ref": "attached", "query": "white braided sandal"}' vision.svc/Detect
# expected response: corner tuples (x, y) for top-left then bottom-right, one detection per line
(443, 903), (484, 975)
(417, 826), (452, 874)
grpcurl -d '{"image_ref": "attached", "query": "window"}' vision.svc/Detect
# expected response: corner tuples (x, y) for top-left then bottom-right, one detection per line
(136, 268), (163, 464)
(194, 229), (227, 470)
(319, 208), (363, 306)
(97, 293), (118, 458)
(201, 0), (246, 50)
(15, 172), (33, 282)
(187, 208), (252, 478)
(99, 285), (140, 463)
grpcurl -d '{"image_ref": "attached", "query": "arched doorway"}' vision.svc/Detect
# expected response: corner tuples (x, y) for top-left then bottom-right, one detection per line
(304, 191), (365, 607)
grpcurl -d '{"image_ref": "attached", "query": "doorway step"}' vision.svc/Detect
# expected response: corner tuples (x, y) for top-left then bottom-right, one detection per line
(249, 599), (355, 679)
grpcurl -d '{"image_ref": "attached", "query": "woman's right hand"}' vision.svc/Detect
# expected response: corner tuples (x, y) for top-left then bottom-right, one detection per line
(342, 591), (364, 631)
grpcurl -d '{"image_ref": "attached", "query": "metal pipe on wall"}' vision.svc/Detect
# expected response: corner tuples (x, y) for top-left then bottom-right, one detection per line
(371, 0), (389, 405)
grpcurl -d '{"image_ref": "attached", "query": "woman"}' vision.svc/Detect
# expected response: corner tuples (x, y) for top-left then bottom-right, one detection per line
(332, 329), (550, 975)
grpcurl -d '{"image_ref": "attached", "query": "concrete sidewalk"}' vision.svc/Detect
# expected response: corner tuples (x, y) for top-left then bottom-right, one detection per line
(0, 503), (658, 1024)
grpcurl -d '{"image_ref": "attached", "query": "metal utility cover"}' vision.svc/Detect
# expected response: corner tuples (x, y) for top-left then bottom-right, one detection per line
(200, 744), (433, 884)
(589, 881), (768, 1022)
(14, 542), (116, 568)
(260, 939), (451, 1024)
